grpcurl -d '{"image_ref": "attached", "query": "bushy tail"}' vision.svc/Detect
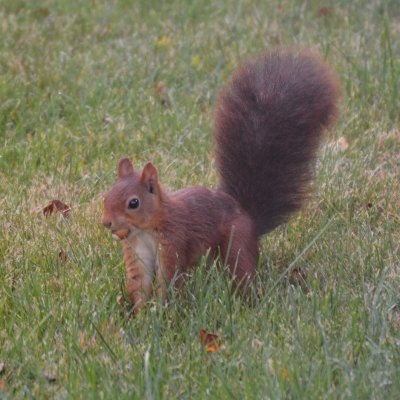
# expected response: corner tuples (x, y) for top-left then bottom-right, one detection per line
(214, 50), (341, 236)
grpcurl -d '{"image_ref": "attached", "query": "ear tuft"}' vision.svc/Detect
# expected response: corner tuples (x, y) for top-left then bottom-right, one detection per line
(118, 158), (134, 178)
(140, 162), (158, 194)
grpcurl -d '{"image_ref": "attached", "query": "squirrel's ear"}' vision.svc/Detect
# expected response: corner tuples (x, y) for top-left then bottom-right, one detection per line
(140, 162), (158, 194)
(118, 158), (134, 179)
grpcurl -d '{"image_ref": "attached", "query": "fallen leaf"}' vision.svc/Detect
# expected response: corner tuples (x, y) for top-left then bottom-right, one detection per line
(365, 202), (384, 216)
(155, 82), (166, 95)
(43, 370), (57, 383)
(318, 7), (333, 17)
(199, 329), (221, 352)
(34, 7), (50, 19)
(252, 338), (263, 350)
(289, 267), (306, 285)
(102, 116), (113, 125)
(155, 35), (171, 48)
(154, 82), (171, 107)
(50, 277), (61, 289)
(0, 380), (5, 390)
(43, 200), (71, 218)
(199, 329), (218, 344)
(206, 343), (218, 353)
(0, 363), (5, 374)
(279, 367), (292, 382)
(58, 250), (68, 263)
(335, 137), (349, 151)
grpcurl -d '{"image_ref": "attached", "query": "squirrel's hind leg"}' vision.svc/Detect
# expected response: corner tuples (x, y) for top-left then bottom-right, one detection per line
(156, 243), (186, 302)
(221, 215), (259, 287)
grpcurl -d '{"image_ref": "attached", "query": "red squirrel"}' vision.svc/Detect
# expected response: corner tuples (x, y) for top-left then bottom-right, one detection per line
(101, 49), (341, 311)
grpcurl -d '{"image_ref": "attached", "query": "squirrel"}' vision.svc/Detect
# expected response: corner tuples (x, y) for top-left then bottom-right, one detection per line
(101, 49), (341, 312)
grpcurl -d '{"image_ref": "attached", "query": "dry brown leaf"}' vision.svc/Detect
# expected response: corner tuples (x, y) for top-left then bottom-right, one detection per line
(43, 370), (57, 383)
(50, 277), (61, 290)
(155, 35), (171, 48)
(0, 380), (5, 390)
(289, 267), (306, 285)
(102, 116), (113, 125)
(252, 338), (263, 350)
(199, 329), (221, 352)
(58, 250), (68, 263)
(43, 200), (71, 218)
(154, 82), (171, 107)
(205, 343), (218, 353)
(279, 368), (292, 382)
(365, 202), (384, 216)
(318, 7), (333, 17)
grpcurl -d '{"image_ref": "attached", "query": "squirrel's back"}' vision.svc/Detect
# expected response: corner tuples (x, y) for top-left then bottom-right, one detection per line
(214, 50), (341, 236)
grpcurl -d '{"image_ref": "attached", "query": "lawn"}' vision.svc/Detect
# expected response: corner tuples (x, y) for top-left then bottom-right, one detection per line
(0, 0), (399, 398)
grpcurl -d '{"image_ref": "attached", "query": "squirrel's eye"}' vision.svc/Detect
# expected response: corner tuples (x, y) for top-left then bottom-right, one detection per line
(128, 198), (140, 209)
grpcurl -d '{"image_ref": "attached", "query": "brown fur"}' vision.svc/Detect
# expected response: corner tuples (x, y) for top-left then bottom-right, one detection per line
(101, 50), (341, 311)
(214, 49), (341, 235)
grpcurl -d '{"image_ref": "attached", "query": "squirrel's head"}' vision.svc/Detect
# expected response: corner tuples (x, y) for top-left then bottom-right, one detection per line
(101, 158), (163, 240)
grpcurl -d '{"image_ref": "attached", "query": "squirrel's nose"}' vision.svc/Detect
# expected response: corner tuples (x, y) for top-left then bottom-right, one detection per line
(102, 221), (112, 229)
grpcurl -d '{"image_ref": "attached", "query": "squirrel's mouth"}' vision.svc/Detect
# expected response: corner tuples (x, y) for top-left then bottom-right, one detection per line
(111, 229), (131, 241)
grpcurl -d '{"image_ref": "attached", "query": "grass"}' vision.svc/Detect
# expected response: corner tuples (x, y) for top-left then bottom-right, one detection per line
(0, 0), (399, 398)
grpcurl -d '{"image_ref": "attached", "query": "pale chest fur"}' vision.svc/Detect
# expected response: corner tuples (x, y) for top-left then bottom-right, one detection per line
(123, 230), (159, 280)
